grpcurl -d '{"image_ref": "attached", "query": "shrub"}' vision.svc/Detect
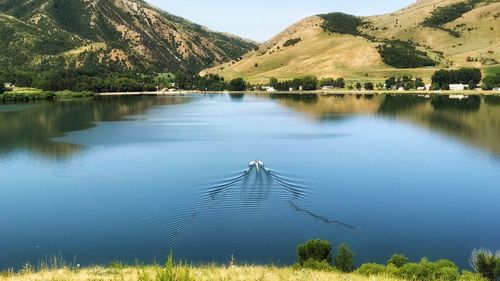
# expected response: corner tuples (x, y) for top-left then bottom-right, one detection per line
(388, 254), (409, 268)
(0, 81), (4, 95)
(357, 263), (386, 276)
(335, 244), (355, 272)
(459, 271), (488, 281)
(297, 239), (333, 265)
(283, 38), (301, 47)
(396, 258), (459, 281)
(293, 258), (335, 271)
(470, 249), (498, 281)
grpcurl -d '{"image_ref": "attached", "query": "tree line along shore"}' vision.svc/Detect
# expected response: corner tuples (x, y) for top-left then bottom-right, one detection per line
(1, 67), (499, 103)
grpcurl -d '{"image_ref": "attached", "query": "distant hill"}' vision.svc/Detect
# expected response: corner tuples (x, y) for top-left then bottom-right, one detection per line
(0, 0), (257, 73)
(204, 0), (499, 83)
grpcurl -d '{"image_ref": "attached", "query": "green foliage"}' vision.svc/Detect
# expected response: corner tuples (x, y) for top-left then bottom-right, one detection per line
(385, 76), (423, 90)
(319, 13), (364, 36)
(293, 259), (335, 271)
(470, 249), (498, 281)
(273, 76), (319, 91)
(297, 239), (333, 265)
(357, 263), (387, 276)
(482, 74), (500, 90)
(459, 271), (489, 281)
(396, 258), (459, 281)
(377, 40), (436, 68)
(228, 78), (246, 91)
(335, 244), (355, 273)
(388, 254), (409, 268)
(319, 77), (345, 88)
(0, 91), (56, 103)
(0, 81), (5, 95)
(422, 0), (481, 37)
(431, 68), (482, 89)
(364, 82), (374, 91)
(138, 253), (194, 281)
(283, 38), (302, 47)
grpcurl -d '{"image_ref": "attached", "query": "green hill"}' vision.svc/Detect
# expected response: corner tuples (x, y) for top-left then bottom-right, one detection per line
(204, 0), (499, 83)
(0, 0), (257, 73)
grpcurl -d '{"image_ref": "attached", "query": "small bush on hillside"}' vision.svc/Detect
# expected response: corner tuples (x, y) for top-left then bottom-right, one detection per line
(388, 254), (409, 268)
(297, 239), (333, 265)
(292, 258), (335, 271)
(459, 271), (489, 281)
(283, 38), (301, 47)
(335, 244), (355, 272)
(357, 263), (386, 276)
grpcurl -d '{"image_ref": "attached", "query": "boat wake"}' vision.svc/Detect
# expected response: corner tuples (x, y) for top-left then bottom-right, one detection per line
(162, 161), (360, 247)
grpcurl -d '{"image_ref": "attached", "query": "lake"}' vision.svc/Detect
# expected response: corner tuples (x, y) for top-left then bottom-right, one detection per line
(1, 94), (499, 269)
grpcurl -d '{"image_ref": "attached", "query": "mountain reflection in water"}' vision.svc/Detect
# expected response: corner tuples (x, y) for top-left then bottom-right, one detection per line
(272, 94), (500, 155)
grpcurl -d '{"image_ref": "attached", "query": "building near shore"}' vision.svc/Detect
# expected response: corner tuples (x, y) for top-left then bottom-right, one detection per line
(449, 84), (467, 91)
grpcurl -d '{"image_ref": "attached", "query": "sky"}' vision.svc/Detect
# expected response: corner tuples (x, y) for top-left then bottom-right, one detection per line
(147, 0), (415, 42)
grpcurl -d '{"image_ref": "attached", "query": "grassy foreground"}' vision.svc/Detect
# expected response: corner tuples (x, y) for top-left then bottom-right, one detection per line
(0, 265), (403, 281)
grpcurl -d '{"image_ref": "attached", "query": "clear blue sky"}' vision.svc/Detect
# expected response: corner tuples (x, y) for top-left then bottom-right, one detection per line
(147, 0), (415, 42)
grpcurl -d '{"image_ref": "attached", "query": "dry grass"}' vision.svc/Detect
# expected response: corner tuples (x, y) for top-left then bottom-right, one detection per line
(0, 265), (402, 281)
(204, 0), (499, 83)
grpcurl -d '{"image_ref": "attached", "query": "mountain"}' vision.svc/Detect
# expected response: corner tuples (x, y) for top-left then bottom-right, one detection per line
(0, 0), (257, 73)
(204, 0), (499, 83)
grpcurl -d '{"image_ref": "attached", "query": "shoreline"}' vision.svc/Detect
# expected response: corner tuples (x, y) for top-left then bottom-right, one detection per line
(94, 89), (500, 97)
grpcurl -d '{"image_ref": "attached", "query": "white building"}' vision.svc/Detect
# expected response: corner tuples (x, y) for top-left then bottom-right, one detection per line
(262, 86), (276, 92)
(4, 83), (13, 88)
(449, 84), (467, 91)
(322, 86), (334, 90)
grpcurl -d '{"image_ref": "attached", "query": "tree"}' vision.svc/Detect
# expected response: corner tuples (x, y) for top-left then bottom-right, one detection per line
(385, 77), (397, 89)
(355, 82), (362, 90)
(364, 82), (374, 91)
(300, 76), (318, 90)
(335, 244), (354, 272)
(470, 249), (498, 281)
(0, 81), (5, 95)
(319, 77), (335, 87)
(388, 254), (409, 268)
(335, 78), (346, 88)
(297, 239), (333, 265)
(482, 74), (500, 90)
(495, 258), (500, 278)
(269, 78), (278, 88)
(228, 78), (246, 91)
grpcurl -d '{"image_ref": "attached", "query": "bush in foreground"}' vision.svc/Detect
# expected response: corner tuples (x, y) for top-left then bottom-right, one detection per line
(335, 244), (355, 272)
(297, 239), (333, 265)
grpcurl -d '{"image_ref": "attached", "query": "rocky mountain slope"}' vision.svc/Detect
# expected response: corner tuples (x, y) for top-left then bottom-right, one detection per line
(204, 0), (499, 83)
(0, 0), (257, 73)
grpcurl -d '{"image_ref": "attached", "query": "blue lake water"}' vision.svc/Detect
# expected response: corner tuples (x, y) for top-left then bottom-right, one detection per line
(0, 94), (499, 269)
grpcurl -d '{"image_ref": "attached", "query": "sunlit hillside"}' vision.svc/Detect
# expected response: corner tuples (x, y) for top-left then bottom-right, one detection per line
(204, 0), (500, 83)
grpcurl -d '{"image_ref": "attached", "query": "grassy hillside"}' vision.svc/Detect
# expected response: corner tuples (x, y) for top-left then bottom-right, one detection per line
(205, 0), (499, 83)
(0, 0), (257, 73)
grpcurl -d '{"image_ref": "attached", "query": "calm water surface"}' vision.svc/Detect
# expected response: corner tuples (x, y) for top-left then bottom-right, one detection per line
(1, 94), (499, 269)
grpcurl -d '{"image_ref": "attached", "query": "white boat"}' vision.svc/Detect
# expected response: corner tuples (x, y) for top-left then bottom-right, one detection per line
(249, 160), (264, 172)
